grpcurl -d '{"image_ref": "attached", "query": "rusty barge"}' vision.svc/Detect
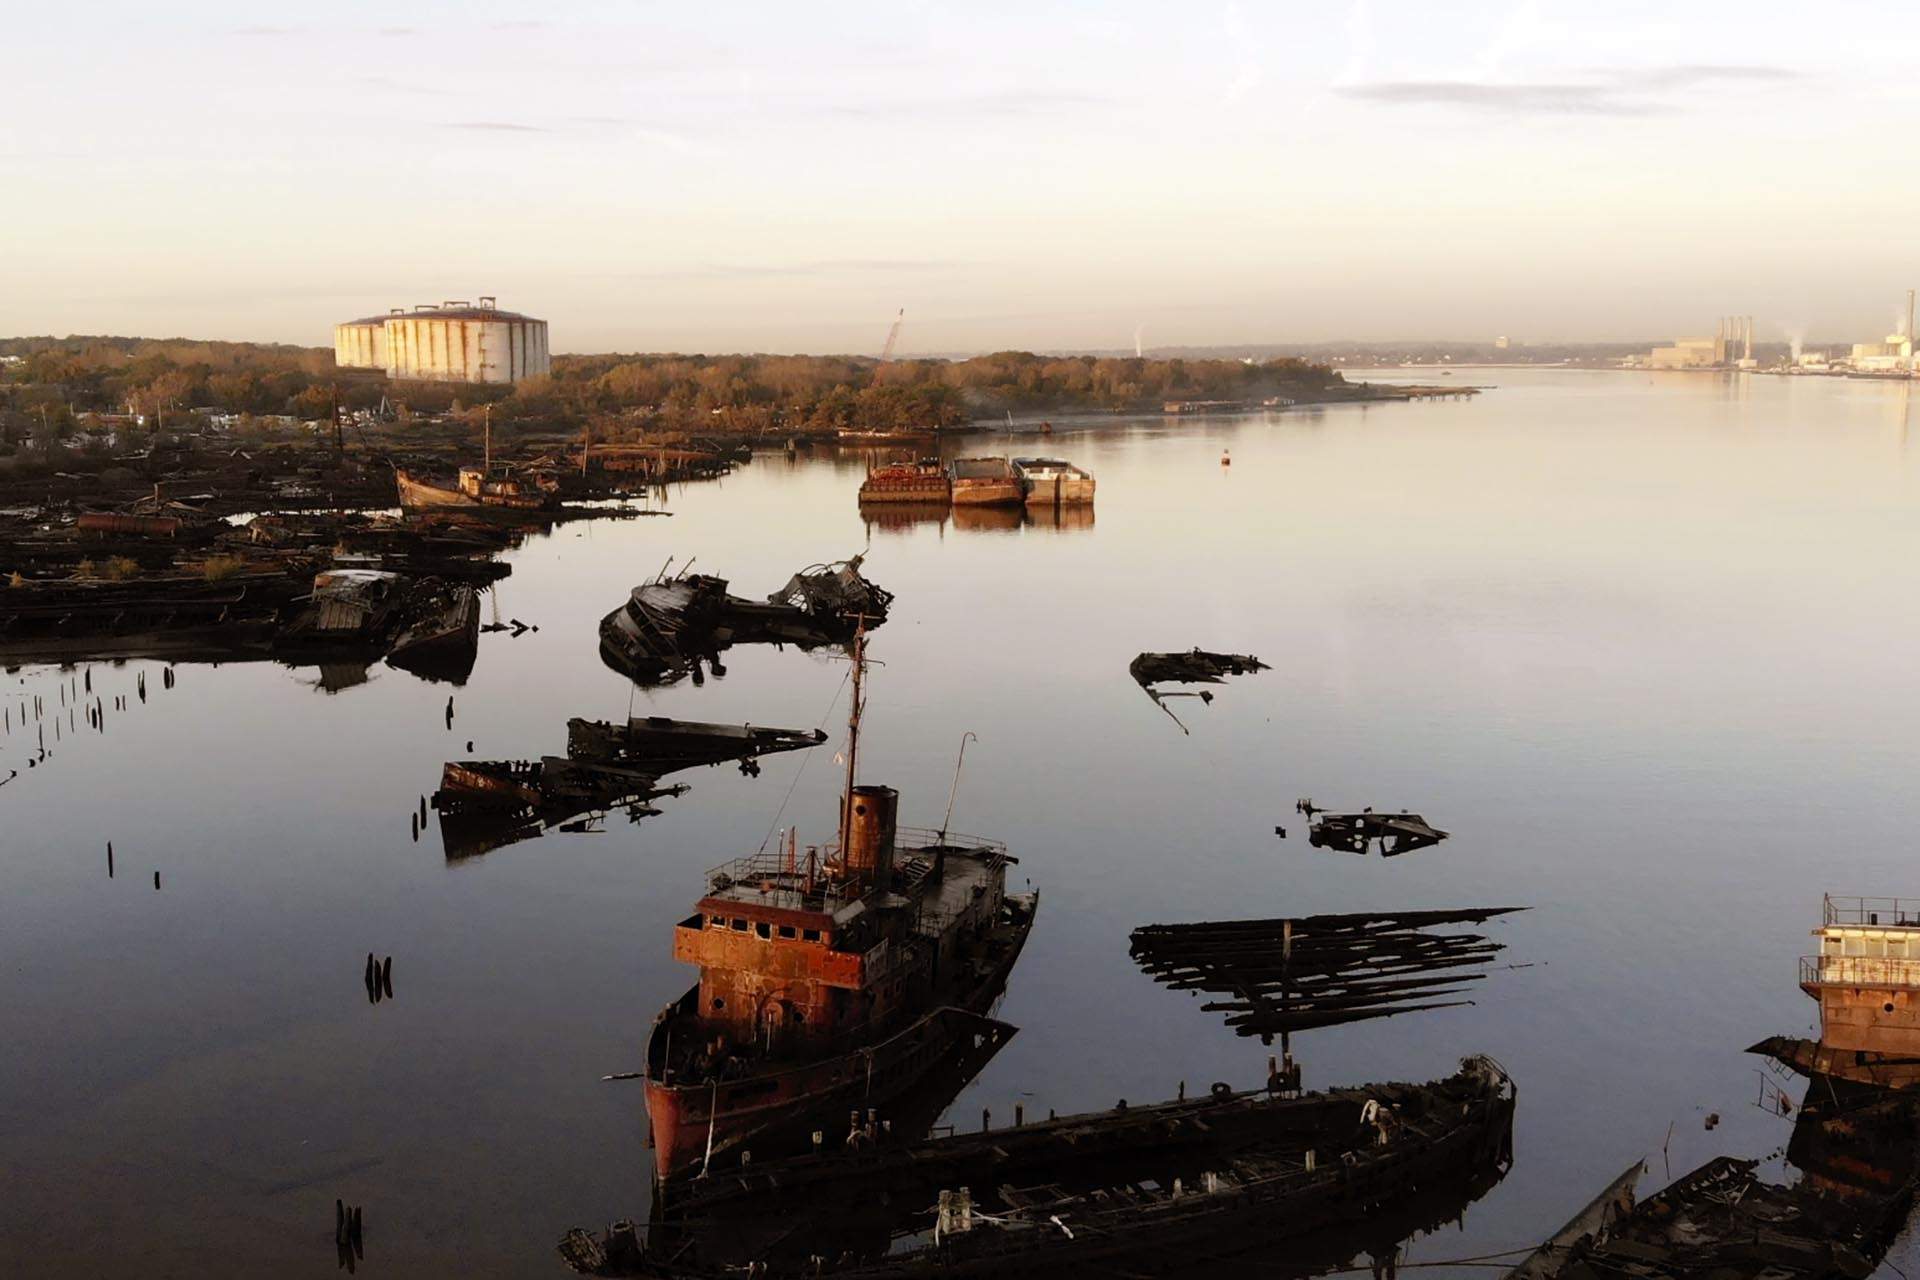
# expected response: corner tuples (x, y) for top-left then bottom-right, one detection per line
(639, 631), (1039, 1180)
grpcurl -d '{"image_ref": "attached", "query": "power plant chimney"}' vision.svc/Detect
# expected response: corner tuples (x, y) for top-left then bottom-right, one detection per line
(1744, 315), (1753, 362)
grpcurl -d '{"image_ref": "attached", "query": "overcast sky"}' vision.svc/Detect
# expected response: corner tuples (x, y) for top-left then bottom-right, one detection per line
(4, 1), (1916, 354)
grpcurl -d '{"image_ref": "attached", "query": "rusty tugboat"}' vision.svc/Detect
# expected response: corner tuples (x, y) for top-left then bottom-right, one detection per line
(639, 629), (1040, 1180)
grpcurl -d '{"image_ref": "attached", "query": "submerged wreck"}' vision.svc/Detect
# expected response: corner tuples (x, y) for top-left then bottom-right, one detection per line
(1514, 892), (1920, 1280)
(1131, 907), (1523, 1043)
(433, 714), (827, 859)
(1292, 800), (1451, 858)
(1510, 1083), (1919, 1280)
(1129, 649), (1267, 732)
(599, 557), (893, 687)
(565, 1057), (1515, 1278)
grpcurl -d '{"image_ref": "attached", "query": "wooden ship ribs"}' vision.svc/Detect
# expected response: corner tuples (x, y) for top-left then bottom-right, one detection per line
(1130, 908), (1525, 1040)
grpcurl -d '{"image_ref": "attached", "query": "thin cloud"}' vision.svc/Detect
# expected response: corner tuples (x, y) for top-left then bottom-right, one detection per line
(443, 121), (554, 133)
(617, 260), (961, 283)
(231, 25), (293, 37)
(1610, 64), (1803, 90)
(376, 26), (420, 37)
(1338, 63), (1804, 117)
(828, 89), (1109, 119)
(353, 76), (457, 96)
(1338, 81), (1663, 116)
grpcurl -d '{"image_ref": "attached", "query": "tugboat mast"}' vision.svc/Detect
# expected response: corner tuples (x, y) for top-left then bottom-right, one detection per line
(838, 624), (867, 858)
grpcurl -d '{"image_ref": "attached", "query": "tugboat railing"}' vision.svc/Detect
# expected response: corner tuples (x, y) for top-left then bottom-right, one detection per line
(705, 828), (1007, 887)
(1801, 954), (1920, 988)
(1823, 895), (1920, 928)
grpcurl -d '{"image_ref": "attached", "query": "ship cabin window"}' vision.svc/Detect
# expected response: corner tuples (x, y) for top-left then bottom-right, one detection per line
(731, 918), (748, 932)
(755, 922), (772, 940)
(777, 925), (797, 939)
(711, 997), (725, 1010)
(709, 914), (726, 928)
(803, 929), (822, 943)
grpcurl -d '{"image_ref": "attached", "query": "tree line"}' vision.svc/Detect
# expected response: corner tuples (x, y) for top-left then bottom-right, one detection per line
(1, 336), (1350, 451)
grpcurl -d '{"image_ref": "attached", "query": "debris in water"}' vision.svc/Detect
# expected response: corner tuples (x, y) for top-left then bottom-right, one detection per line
(1130, 907), (1524, 1040)
(1128, 649), (1268, 733)
(1292, 799), (1450, 857)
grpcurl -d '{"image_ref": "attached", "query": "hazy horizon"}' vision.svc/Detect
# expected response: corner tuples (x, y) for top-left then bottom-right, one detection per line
(6, 1), (1916, 355)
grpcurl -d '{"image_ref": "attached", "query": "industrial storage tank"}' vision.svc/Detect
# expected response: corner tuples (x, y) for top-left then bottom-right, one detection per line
(381, 297), (549, 385)
(332, 313), (392, 371)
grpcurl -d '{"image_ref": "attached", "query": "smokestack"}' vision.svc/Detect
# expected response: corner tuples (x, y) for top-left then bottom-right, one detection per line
(1745, 315), (1753, 362)
(1907, 289), (1915, 341)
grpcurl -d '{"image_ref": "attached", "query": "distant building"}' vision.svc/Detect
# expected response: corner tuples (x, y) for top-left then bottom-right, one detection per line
(333, 296), (549, 385)
(1850, 333), (1913, 373)
(1647, 316), (1754, 370)
(1492, 336), (1510, 350)
(1648, 338), (1721, 369)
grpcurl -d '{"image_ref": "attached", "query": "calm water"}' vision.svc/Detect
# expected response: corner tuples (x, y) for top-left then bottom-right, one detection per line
(6, 368), (1920, 1276)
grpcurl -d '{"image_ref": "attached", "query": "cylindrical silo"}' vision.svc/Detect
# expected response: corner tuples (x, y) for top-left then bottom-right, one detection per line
(378, 298), (549, 385)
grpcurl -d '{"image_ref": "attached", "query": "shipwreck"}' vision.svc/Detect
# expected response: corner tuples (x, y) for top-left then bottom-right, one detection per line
(598, 557), (893, 687)
(565, 1056), (1514, 1277)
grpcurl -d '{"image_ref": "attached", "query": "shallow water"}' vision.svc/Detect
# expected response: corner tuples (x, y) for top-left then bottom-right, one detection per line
(5, 368), (1920, 1275)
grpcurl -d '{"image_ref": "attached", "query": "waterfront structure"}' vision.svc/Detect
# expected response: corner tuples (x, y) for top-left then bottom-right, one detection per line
(332, 297), (550, 385)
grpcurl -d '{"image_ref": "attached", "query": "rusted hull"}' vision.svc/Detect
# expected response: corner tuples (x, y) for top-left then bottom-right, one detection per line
(1021, 476), (1095, 506)
(644, 892), (1037, 1179)
(949, 480), (1023, 507)
(857, 483), (951, 504)
(395, 470), (550, 513)
(1750, 1036), (1920, 1090)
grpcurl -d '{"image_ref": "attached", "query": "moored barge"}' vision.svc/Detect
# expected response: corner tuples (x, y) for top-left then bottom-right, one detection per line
(947, 457), (1023, 507)
(857, 460), (950, 504)
(1011, 457), (1095, 507)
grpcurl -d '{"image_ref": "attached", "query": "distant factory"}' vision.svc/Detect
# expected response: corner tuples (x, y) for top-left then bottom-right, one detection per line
(333, 297), (550, 385)
(1648, 316), (1756, 370)
(1637, 292), (1919, 378)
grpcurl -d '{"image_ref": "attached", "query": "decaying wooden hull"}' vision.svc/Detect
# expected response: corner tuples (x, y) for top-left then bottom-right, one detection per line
(395, 469), (554, 513)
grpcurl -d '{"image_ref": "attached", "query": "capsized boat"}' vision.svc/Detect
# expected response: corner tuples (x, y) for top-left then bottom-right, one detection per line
(1011, 457), (1095, 507)
(385, 580), (481, 683)
(567, 716), (826, 776)
(639, 630), (1039, 1180)
(598, 558), (892, 687)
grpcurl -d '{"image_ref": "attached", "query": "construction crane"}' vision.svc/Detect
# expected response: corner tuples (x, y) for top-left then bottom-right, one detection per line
(880, 308), (905, 362)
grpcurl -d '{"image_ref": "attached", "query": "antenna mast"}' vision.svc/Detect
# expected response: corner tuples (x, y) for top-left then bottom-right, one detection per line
(838, 625), (867, 856)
